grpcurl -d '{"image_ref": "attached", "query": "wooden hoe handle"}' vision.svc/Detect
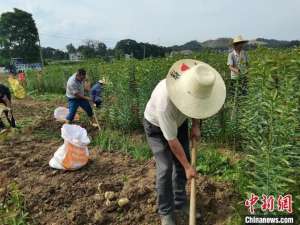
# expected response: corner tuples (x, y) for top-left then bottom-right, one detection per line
(189, 137), (197, 225)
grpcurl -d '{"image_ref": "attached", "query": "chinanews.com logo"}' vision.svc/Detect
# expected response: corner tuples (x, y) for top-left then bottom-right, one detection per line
(244, 193), (295, 224)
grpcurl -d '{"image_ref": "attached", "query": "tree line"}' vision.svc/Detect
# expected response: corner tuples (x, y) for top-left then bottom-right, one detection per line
(66, 39), (167, 60)
(0, 8), (169, 65)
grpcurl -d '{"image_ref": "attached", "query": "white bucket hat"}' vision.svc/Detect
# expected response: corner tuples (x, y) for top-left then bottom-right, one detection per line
(232, 35), (248, 45)
(166, 59), (226, 119)
(98, 78), (107, 84)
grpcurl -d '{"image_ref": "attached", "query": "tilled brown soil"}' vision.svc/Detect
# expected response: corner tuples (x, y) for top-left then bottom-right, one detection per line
(0, 97), (236, 225)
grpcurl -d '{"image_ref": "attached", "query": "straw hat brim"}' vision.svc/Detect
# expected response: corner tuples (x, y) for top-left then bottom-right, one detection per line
(166, 59), (226, 119)
(232, 40), (248, 45)
(232, 35), (248, 44)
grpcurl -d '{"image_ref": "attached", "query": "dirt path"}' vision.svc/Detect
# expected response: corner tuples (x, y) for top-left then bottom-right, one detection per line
(0, 97), (236, 225)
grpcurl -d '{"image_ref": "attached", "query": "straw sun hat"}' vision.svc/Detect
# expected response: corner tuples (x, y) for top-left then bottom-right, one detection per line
(232, 35), (248, 45)
(166, 59), (226, 119)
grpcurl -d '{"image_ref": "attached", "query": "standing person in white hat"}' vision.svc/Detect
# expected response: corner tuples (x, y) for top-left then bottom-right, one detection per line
(227, 35), (249, 95)
(143, 59), (226, 225)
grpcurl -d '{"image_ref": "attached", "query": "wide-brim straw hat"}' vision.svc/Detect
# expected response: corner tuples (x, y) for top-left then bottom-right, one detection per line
(166, 59), (226, 119)
(232, 35), (248, 45)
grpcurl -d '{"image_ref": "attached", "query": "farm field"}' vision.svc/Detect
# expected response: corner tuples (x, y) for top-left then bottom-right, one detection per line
(0, 97), (237, 225)
(1, 47), (299, 225)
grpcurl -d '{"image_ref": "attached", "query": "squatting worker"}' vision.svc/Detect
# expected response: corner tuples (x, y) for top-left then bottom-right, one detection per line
(227, 35), (249, 95)
(143, 59), (226, 225)
(0, 84), (16, 131)
(90, 78), (106, 108)
(65, 68), (97, 126)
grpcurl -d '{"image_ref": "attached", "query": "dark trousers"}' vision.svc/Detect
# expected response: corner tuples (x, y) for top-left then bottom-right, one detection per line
(229, 76), (248, 97)
(94, 100), (102, 108)
(66, 98), (93, 121)
(143, 118), (190, 215)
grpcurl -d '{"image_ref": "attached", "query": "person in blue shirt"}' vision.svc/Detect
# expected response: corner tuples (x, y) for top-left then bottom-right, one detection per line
(90, 79), (106, 108)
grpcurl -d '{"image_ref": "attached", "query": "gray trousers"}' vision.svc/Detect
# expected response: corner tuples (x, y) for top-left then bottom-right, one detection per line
(143, 118), (190, 215)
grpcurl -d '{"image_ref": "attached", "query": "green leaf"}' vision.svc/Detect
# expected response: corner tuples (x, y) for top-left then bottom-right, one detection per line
(278, 176), (297, 184)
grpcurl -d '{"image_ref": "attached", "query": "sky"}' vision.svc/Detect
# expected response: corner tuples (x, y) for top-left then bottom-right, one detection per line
(1, 0), (300, 50)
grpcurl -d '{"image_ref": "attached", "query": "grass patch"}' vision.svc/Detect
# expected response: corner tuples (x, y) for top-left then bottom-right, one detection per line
(16, 118), (34, 129)
(29, 93), (65, 102)
(32, 128), (60, 140)
(196, 145), (241, 181)
(0, 128), (21, 142)
(195, 145), (246, 225)
(0, 183), (30, 225)
(93, 128), (151, 161)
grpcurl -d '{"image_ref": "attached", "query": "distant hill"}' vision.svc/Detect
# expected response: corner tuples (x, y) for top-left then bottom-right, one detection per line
(254, 38), (300, 48)
(169, 40), (202, 52)
(201, 38), (232, 49)
(168, 38), (300, 53)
